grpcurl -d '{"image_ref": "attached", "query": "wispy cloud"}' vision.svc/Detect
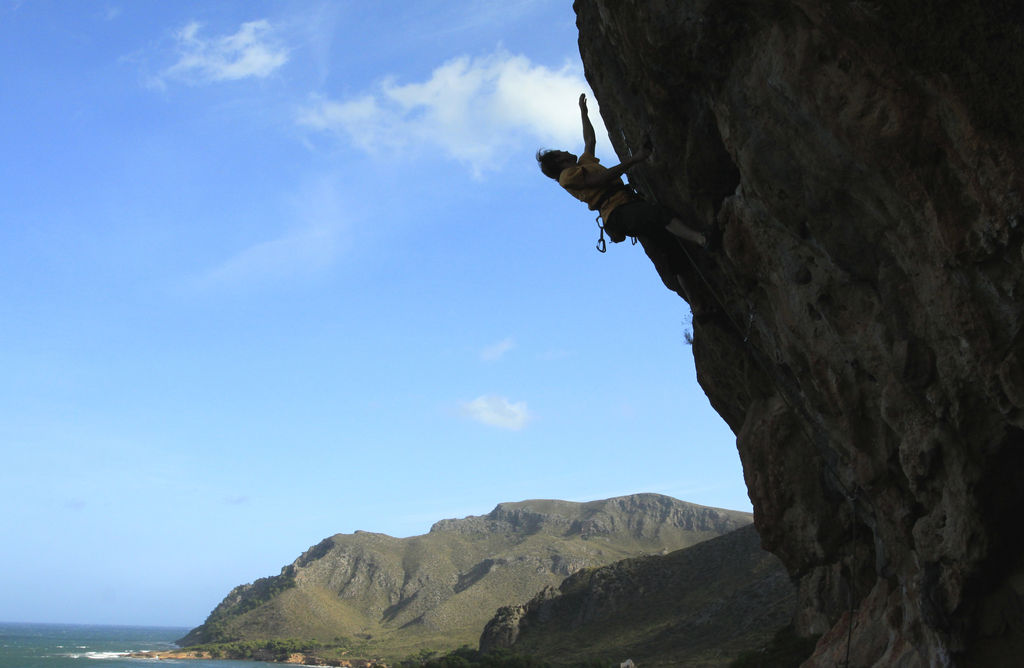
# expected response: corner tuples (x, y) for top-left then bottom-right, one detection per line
(459, 394), (532, 430)
(2, 0), (28, 15)
(158, 19), (289, 86)
(480, 337), (515, 362)
(189, 177), (347, 291)
(197, 224), (339, 289)
(298, 49), (604, 176)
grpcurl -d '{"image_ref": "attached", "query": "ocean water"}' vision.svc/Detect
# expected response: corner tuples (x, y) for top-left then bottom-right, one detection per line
(0, 623), (269, 668)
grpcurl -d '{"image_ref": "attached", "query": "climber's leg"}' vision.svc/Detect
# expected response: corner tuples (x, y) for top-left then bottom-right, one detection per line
(607, 200), (710, 248)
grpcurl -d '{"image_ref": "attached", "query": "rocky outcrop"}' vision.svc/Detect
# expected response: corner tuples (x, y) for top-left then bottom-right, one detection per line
(575, 1), (1024, 665)
(480, 525), (796, 666)
(430, 495), (748, 539)
(179, 494), (750, 655)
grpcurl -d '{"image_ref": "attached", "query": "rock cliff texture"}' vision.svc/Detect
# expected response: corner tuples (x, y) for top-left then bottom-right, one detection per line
(575, 1), (1024, 665)
(480, 524), (797, 666)
(179, 494), (750, 657)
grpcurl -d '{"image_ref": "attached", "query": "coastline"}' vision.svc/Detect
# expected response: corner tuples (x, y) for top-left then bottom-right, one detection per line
(125, 649), (385, 667)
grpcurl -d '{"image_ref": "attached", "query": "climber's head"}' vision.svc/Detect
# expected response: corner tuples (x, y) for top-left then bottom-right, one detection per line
(536, 149), (577, 180)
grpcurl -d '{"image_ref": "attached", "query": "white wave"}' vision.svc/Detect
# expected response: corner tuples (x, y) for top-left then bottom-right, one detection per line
(55, 647), (178, 661)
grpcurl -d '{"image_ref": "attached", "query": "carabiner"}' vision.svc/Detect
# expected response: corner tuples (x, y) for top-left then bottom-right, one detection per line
(595, 214), (607, 253)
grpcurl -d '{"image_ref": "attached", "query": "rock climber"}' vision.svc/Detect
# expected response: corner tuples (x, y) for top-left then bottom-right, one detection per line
(536, 94), (712, 251)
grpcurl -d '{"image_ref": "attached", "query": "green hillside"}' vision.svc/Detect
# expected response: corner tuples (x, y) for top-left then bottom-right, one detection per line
(480, 524), (799, 667)
(179, 494), (751, 659)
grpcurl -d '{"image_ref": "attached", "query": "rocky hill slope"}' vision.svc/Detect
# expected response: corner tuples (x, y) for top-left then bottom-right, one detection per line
(480, 524), (796, 667)
(178, 494), (751, 657)
(574, 1), (1024, 665)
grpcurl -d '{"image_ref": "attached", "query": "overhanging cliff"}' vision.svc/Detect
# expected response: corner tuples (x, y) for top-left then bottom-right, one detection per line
(575, 1), (1024, 665)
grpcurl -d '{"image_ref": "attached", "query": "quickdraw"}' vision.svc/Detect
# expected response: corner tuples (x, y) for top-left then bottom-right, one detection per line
(594, 214), (639, 252)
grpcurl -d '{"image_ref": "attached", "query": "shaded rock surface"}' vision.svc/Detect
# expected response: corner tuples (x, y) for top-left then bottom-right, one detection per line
(574, 1), (1024, 665)
(480, 524), (795, 667)
(178, 494), (750, 656)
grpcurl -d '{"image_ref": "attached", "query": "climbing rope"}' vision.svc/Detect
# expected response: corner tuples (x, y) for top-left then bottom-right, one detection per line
(670, 223), (851, 469)
(670, 211), (865, 667)
(674, 235), (863, 499)
(612, 125), (865, 663)
(842, 494), (857, 668)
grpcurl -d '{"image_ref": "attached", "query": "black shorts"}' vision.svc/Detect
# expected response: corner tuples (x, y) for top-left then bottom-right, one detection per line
(604, 200), (673, 243)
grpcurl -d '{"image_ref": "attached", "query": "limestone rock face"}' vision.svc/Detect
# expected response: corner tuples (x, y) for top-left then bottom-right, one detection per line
(575, 1), (1024, 665)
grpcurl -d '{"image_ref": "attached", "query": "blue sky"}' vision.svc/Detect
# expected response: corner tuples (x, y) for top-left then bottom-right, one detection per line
(0, 0), (748, 627)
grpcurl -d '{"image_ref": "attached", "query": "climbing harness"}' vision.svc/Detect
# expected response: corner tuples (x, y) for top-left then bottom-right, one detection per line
(591, 127), (646, 254)
(591, 181), (641, 253)
(591, 184), (630, 254)
(591, 186), (627, 253)
(594, 212), (639, 252)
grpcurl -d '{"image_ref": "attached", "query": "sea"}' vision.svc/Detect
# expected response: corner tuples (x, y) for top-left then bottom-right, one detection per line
(0, 623), (271, 668)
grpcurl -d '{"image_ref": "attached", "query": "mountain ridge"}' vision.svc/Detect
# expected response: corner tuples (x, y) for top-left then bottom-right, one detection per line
(179, 493), (752, 658)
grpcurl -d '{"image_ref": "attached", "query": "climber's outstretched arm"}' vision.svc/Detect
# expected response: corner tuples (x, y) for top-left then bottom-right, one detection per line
(580, 93), (597, 157)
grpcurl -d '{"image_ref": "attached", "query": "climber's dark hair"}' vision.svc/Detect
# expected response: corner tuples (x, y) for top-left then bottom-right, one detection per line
(536, 149), (565, 180)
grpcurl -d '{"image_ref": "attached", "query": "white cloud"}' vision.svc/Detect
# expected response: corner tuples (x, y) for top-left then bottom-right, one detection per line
(460, 395), (531, 430)
(161, 19), (289, 85)
(480, 337), (515, 362)
(298, 50), (606, 175)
